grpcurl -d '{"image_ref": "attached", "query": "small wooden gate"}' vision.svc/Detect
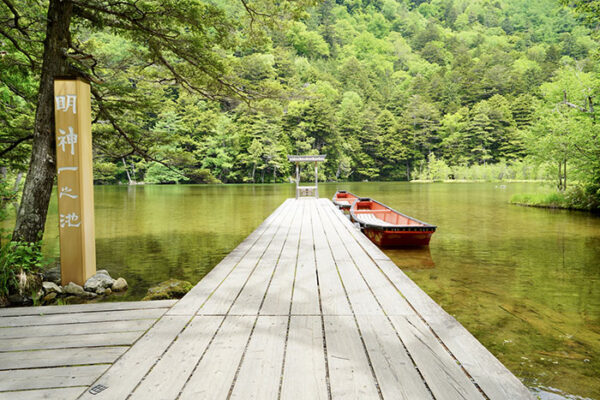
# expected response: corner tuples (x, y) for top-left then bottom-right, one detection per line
(288, 155), (326, 199)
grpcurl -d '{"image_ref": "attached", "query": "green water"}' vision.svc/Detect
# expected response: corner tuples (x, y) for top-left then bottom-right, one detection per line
(4, 182), (599, 398)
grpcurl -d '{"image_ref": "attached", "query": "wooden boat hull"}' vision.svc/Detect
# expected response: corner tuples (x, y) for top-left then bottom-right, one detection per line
(350, 197), (436, 248)
(363, 228), (435, 248)
(332, 190), (360, 211)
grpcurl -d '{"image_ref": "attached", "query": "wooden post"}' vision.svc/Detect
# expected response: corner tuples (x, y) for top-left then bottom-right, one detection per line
(54, 77), (96, 286)
(295, 162), (299, 199)
(314, 161), (319, 198)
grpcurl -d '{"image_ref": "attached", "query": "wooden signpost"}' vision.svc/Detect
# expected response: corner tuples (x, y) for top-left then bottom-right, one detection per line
(54, 77), (96, 286)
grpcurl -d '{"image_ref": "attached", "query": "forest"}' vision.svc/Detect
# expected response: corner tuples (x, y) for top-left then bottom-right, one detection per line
(1, 0), (600, 210)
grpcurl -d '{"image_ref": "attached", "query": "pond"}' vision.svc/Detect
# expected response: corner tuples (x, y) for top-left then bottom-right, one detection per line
(4, 182), (599, 399)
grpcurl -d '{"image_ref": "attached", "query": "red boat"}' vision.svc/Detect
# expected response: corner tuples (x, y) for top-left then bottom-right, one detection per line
(332, 190), (360, 210)
(350, 198), (436, 247)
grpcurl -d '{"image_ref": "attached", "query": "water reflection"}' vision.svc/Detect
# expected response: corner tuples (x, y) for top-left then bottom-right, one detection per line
(2, 182), (598, 399)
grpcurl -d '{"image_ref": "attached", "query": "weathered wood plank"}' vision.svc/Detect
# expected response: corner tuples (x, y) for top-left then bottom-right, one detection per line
(0, 300), (176, 317)
(129, 315), (222, 400)
(230, 316), (288, 399)
(324, 201), (484, 399)
(0, 387), (85, 400)
(290, 199), (320, 315)
(168, 199), (292, 316)
(0, 319), (155, 340)
(280, 315), (328, 400)
(317, 202), (381, 316)
(260, 200), (303, 315)
(78, 316), (190, 400)
(0, 331), (141, 352)
(0, 365), (107, 392)
(0, 347), (126, 370)
(324, 315), (380, 399)
(228, 200), (298, 316)
(311, 201), (352, 316)
(0, 308), (167, 328)
(356, 314), (433, 400)
(375, 259), (535, 400)
(179, 315), (255, 399)
(197, 200), (292, 315)
(323, 199), (533, 400)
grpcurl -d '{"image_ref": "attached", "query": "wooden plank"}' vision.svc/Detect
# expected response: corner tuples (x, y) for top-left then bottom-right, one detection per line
(128, 315), (222, 400)
(356, 314), (433, 400)
(0, 319), (155, 340)
(317, 202), (381, 316)
(260, 200), (303, 315)
(0, 300), (176, 317)
(0, 365), (107, 391)
(290, 199), (320, 315)
(323, 200), (533, 400)
(0, 387), (85, 400)
(374, 259), (535, 400)
(168, 199), (292, 316)
(228, 200), (298, 316)
(179, 315), (255, 399)
(0, 308), (167, 328)
(324, 315), (380, 399)
(324, 202), (484, 399)
(230, 316), (288, 399)
(311, 201), (352, 316)
(388, 314), (485, 400)
(78, 316), (190, 400)
(0, 331), (141, 352)
(197, 200), (292, 315)
(0, 346), (126, 370)
(280, 315), (328, 400)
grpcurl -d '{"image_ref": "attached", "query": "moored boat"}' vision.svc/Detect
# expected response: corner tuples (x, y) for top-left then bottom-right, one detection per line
(332, 190), (360, 210)
(350, 198), (436, 247)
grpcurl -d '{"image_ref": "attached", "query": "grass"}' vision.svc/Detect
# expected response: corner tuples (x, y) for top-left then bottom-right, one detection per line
(510, 192), (571, 209)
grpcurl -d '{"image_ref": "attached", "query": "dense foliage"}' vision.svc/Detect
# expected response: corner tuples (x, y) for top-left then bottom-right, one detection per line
(92, 0), (597, 186)
(1, 0), (599, 206)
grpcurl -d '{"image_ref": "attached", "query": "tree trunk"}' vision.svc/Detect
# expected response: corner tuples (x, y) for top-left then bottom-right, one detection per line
(122, 157), (135, 185)
(12, 172), (24, 210)
(251, 163), (256, 183)
(563, 159), (567, 190)
(12, 0), (73, 242)
(273, 166), (276, 183)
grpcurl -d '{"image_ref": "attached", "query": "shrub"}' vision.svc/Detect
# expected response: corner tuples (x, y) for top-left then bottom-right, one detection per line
(0, 241), (47, 297)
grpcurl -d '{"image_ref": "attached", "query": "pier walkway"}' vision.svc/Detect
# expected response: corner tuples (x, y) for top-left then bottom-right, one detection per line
(0, 198), (534, 399)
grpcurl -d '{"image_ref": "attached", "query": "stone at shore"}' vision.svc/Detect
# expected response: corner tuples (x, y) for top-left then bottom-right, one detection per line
(42, 266), (61, 285)
(84, 271), (115, 292)
(111, 277), (128, 292)
(96, 287), (107, 295)
(42, 292), (57, 303)
(42, 281), (63, 295)
(63, 282), (85, 296)
(105, 288), (112, 296)
(142, 279), (192, 301)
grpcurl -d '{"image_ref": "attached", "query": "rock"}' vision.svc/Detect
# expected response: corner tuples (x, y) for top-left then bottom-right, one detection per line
(142, 279), (192, 301)
(105, 288), (112, 296)
(84, 272), (114, 292)
(96, 269), (111, 276)
(42, 281), (63, 295)
(42, 265), (61, 285)
(8, 293), (32, 306)
(81, 291), (97, 299)
(63, 282), (85, 296)
(96, 287), (106, 295)
(111, 277), (128, 292)
(43, 292), (57, 303)
(64, 296), (86, 305)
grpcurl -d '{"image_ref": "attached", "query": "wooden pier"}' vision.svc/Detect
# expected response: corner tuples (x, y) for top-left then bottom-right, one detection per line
(0, 198), (534, 399)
